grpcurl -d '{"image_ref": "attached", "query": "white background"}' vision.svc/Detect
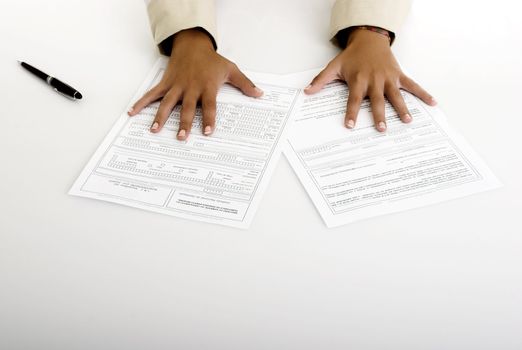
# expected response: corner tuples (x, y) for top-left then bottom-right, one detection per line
(1, 0), (521, 349)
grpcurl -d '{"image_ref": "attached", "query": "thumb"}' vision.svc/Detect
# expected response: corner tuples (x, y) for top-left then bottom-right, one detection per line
(304, 65), (338, 95)
(228, 64), (264, 98)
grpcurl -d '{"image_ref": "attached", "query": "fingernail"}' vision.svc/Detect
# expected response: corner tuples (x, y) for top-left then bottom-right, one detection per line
(378, 121), (387, 131)
(403, 114), (412, 123)
(255, 87), (264, 96)
(305, 84), (312, 90)
(178, 129), (186, 139)
(431, 98), (438, 105)
(127, 107), (134, 115)
(204, 126), (212, 135)
(346, 119), (355, 129)
(150, 122), (159, 131)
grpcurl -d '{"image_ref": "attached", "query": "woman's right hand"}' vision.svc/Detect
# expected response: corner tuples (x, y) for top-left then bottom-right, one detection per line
(128, 28), (263, 140)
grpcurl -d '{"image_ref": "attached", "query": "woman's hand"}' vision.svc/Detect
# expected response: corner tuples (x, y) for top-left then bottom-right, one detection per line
(128, 29), (263, 140)
(305, 28), (437, 132)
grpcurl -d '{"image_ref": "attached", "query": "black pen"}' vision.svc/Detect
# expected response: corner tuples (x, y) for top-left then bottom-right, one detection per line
(18, 61), (83, 100)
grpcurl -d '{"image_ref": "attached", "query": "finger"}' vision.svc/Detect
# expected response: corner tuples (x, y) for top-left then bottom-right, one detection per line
(400, 76), (437, 106)
(178, 91), (199, 140)
(344, 82), (365, 129)
(304, 65), (338, 95)
(128, 85), (166, 116)
(228, 64), (263, 98)
(150, 89), (181, 133)
(369, 88), (387, 132)
(386, 85), (412, 124)
(201, 90), (218, 136)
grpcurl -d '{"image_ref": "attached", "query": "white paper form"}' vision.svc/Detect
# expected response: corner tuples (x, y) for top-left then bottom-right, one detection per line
(281, 70), (502, 227)
(69, 58), (300, 229)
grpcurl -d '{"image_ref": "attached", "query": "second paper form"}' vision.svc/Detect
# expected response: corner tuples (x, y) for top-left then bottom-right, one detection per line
(282, 72), (501, 227)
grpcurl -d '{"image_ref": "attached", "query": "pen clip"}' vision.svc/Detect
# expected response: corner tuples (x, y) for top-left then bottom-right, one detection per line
(53, 88), (77, 100)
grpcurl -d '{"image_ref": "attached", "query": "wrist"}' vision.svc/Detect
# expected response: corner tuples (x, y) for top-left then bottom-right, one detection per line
(336, 26), (393, 49)
(350, 26), (391, 44)
(346, 27), (391, 49)
(172, 28), (215, 53)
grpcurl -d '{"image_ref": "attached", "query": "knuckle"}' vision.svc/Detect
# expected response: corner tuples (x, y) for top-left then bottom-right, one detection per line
(349, 92), (363, 103)
(244, 77), (254, 87)
(369, 88), (383, 99)
(394, 103), (407, 113)
(203, 113), (216, 123)
(156, 110), (170, 121)
(203, 84), (218, 94)
(182, 95), (198, 107)
(203, 103), (217, 114)
(399, 77), (412, 89)
(369, 75), (385, 89)
(400, 74), (411, 83)
(389, 88), (403, 100)
(162, 90), (176, 102)
(204, 103), (217, 112)
(157, 100), (170, 112)
(384, 79), (400, 92)
(203, 98), (217, 108)
(155, 82), (169, 95)
(179, 118), (192, 129)
(349, 71), (365, 84)
(183, 85), (198, 96)
(181, 98), (197, 109)
(180, 107), (194, 118)
(203, 103), (216, 112)
(202, 99), (217, 117)
(228, 62), (239, 71)
(409, 80), (420, 90)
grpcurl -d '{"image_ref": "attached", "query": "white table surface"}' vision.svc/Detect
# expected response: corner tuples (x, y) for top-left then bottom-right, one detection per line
(1, 0), (521, 349)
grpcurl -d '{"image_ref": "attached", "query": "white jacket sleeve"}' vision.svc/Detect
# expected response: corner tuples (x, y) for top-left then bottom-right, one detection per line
(330, 0), (412, 43)
(146, 0), (217, 53)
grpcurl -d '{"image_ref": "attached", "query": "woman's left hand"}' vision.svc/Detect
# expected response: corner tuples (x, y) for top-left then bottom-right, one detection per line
(305, 28), (437, 132)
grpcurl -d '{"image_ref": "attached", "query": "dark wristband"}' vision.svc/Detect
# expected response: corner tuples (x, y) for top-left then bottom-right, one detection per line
(159, 27), (217, 55)
(336, 26), (394, 48)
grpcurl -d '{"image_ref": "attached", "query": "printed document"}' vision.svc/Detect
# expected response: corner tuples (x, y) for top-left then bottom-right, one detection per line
(281, 71), (502, 227)
(69, 58), (300, 228)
